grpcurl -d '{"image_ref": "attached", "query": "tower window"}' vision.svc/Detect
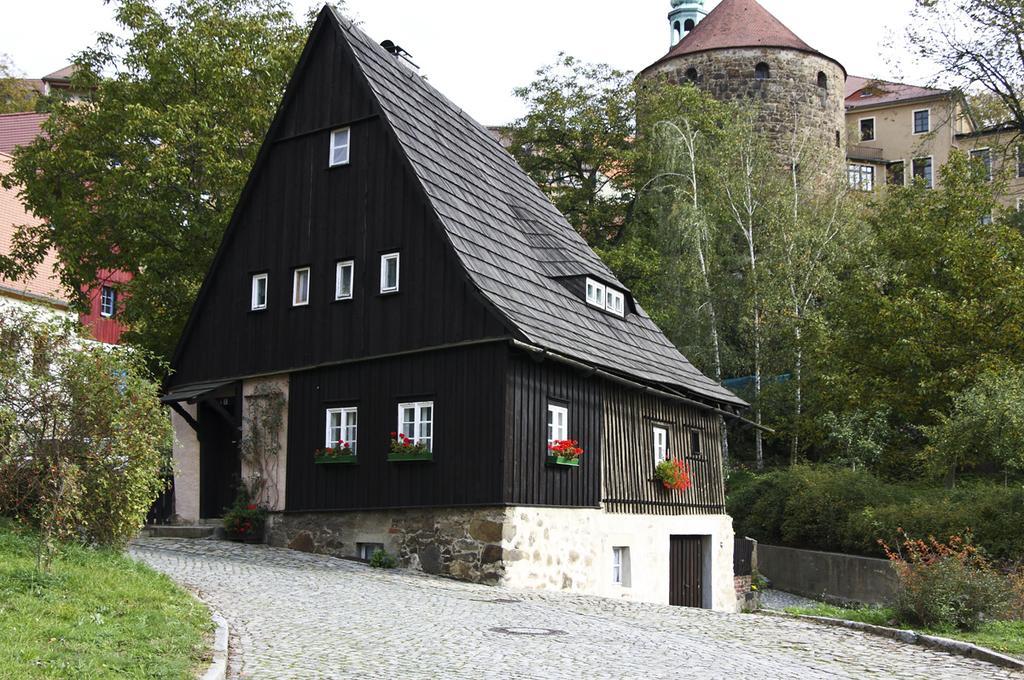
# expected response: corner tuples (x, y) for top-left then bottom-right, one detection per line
(672, 21), (681, 44)
(684, 68), (698, 83)
(817, 71), (827, 89)
(684, 18), (695, 31)
(755, 62), (770, 80)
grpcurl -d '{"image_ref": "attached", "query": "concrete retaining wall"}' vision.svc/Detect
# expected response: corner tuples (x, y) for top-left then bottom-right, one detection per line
(758, 544), (898, 605)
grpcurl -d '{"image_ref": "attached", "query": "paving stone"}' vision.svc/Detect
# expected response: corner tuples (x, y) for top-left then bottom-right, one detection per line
(128, 538), (1023, 680)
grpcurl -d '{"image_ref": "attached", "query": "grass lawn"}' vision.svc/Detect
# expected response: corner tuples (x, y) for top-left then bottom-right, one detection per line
(0, 521), (211, 679)
(785, 603), (1024, 659)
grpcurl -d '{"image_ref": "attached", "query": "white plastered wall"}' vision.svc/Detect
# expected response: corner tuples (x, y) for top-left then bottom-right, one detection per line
(240, 375), (289, 511)
(171, 403), (200, 523)
(502, 507), (737, 612)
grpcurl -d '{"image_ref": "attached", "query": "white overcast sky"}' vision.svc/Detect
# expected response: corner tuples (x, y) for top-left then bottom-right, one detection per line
(2, 0), (929, 125)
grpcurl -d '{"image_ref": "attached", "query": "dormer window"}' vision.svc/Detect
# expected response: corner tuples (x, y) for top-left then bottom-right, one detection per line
(329, 128), (350, 167)
(585, 277), (626, 317)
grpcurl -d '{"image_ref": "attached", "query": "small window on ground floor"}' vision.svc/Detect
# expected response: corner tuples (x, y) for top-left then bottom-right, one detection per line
(358, 542), (384, 560)
(547, 403), (568, 444)
(325, 406), (358, 452)
(398, 401), (433, 451)
(612, 546), (631, 586)
(887, 161), (905, 187)
(847, 163), (874, 192)
(912, 157), (933, 189)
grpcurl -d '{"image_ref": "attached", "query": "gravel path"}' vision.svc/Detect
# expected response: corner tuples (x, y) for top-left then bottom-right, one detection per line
(129, 538), (1023, 680)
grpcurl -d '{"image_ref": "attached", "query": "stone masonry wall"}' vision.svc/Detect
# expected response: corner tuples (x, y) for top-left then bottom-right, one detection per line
(645, 47), (846, 165)
(266, 507), (511, 584)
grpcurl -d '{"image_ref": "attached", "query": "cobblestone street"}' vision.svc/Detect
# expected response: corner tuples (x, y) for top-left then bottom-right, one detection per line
(129, 538), (1022, 679)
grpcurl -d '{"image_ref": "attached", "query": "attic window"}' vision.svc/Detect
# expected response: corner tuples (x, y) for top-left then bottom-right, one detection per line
(755, 62), (770, 80)
(585, 277), (625, 317)
(329, 127), (350, 167)
(605, 288), (625, 317)
(585, 278), (605, 308)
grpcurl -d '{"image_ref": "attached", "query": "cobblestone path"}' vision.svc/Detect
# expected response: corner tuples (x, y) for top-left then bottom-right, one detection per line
(129, 538), (1021, 679)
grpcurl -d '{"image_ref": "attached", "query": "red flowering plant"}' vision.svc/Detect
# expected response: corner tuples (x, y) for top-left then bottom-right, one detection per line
(654, 457), (692, 491)
(314, 438), (356, 460)
(389, 431), (430, 457)
(222, 486), (267, 541)
(547, 439), (584, 460)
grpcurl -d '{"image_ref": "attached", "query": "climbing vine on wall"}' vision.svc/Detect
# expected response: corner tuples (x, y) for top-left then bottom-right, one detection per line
(240, 384), (286, 509)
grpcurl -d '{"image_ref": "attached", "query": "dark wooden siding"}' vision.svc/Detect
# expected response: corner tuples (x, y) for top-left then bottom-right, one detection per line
(502, 351), (602, 508)
(285, 343), (507, 510)
(602, 388), (726, 515)
(170, 21), (507, 389)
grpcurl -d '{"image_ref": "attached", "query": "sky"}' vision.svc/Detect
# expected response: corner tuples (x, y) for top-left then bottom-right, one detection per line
(2, 0), (930, 125)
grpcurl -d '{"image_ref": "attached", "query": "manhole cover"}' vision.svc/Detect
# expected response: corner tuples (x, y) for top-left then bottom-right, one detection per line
(489, 626), (567, 636)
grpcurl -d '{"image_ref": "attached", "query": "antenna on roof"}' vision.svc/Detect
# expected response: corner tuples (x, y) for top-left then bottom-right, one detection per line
(380, 40), (420, 70)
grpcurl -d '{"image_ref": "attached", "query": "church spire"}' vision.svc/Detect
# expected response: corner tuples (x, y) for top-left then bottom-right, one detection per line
(669, 0), (706, 47)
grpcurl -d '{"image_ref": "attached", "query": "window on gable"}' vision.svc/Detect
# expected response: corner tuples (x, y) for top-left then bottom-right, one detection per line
(970, 148), (992, 182)
(653, 425), (668, 467)
(547, 403), (568, 444)
(913, 109), (930, 134)
(689, 429), (703, 458)
(335, 260), (354, 301)
(292, 267), (310, 306)
(380, 253), (400, 293)
(605, 288), (625, 317)
(398, 401), (433, 451)
(847, 164), (874, 192)
(612, 546), (631, 587)
(329, 127), (350, 167)
(326, 406), (358, 452)
(859, 117), (875, 142)
(251, 273), (268, 310)
(100, 286), (116, 318)
(585, 278), (605, 308)
(912, 157), (933, 188)
(887, 161), (905, 186)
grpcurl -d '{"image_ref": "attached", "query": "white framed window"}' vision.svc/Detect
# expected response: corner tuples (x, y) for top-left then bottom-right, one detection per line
(99, 285), (116, 318)
(547, 403), (568, 444)
(653, 425), (668, 466)
(357, 542), (384, 560)
(325, 407), (358, 452)
(380, 253), (400, 293)
(912, 157), (933, 189)
(912, 109), (930, 135)
(605, 288), (625, 317)
(329, 127), (350, 167)
(847, 164), (875, 192)
(335, 260), (354, 300)
(969, 148), (992, 182)
(398, 401), (433, 451)
(859, 117), (875, 142)
(292, 267), (310, 306)
(251, 273), (268, 310)
(585, 278), (605, 308)
(612, 546), (630, 586)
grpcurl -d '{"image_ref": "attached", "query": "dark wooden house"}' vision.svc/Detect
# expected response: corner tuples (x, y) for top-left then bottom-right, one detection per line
(164, 6), (747, 610)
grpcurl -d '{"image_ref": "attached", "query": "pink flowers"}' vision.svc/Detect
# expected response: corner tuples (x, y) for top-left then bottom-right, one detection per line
(548, 439), (584, 459)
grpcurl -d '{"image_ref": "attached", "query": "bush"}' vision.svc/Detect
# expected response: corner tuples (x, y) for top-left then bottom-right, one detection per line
(883, 531), (1011, 631)
(222, 486), (267, 540)
(369, 548), (396, 569)
(728, 465), (1024, 562)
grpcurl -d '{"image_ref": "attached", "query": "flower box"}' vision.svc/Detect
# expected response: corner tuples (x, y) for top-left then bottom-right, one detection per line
(387, 451), (434, 462)
(314, 453), (357, 465)
(546, 453), (580, 467)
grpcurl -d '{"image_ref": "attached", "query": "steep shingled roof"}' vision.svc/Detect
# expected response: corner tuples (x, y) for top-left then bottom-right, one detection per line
(648, 0), (844, 74)
(330, 9), (744, 407)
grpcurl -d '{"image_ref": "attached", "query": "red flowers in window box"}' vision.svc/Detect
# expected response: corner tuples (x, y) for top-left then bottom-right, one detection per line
(547, 439), (583, 467)
(654, 457), (692, 492)
(388, 432), (431, 461)
(314, 440), (357, 464)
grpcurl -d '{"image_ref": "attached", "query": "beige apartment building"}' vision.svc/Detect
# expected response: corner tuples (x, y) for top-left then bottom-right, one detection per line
(845, 76), (1023, 211)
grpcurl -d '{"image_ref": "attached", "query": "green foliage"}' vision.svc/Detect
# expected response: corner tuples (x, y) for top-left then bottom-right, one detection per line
(507, 54), (635, 244)
(0, 521), (210, 678)
(883, 531), (1011, 631)
(728, 466), (1024, 561)
(0, 308), (172, 559)
(222, 485), (267, 539)
(1, 0), (310, 365)
(369, 548), (396, 569)
(0, 53), (39, 114)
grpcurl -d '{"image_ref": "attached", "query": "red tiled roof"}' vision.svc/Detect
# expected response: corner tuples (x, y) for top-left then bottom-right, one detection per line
(0, 112), (48, 156)
(648, 0), (843, 73)
(845, 75), (950, 109)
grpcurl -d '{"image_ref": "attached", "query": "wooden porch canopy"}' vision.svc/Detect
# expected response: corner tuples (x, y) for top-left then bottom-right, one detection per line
(161, 379), (239, 433)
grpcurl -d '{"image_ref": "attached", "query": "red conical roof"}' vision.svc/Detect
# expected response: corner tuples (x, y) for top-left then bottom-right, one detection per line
(648, 0), (845, 74)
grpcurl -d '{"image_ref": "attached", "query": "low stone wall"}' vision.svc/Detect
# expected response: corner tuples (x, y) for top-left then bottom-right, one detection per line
(266, 507), (509, 584)
(758, 544), (898, 605)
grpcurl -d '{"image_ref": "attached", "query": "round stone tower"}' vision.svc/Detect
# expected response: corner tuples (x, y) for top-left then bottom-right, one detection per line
(642, 0), (847, 164)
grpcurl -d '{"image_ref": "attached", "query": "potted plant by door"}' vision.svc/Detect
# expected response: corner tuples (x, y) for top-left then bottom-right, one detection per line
(223, 489), (268, 543)
(547, 439), (584, 467)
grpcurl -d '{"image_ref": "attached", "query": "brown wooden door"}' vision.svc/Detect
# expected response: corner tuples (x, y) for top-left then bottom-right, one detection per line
(669, 535), (704, 607)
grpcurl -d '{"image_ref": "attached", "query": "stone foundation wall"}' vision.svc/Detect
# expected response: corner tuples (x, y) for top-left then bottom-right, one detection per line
(266, 507), (510, 584)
